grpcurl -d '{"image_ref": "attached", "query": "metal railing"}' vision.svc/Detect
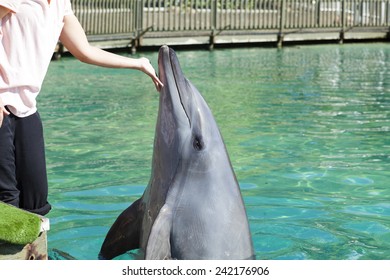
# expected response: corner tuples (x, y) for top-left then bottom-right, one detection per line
(72, 0), (137, 34)
(70, 0), (390, 46)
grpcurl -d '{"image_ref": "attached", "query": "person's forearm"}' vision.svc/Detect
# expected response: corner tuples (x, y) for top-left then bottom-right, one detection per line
(75, 46), (162, 90)
(60, 15), (141, 69)
(0, 5), (11, 19)
(60, 13), (163, 91)
(76, 45), (143, 70)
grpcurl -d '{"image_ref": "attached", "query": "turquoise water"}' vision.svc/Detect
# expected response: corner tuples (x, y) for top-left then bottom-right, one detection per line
(40, 43), (390, 260)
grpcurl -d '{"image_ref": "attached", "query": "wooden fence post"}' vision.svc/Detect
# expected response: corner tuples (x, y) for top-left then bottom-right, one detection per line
(340, 0), (346, 43)
(130, 0), (144, 54)
(278, 0), (286, 48)
(210, 0), (218, 50)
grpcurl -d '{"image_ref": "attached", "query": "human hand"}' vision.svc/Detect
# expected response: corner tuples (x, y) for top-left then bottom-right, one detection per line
(138, 57), (164, 92)
(0, 99), (10, 128)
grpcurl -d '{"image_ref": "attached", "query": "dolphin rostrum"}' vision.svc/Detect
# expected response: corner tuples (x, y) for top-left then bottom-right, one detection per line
(99, 45), (255, 260)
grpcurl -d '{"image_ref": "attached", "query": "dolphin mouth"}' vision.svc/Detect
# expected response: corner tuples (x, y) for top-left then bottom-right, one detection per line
(158, 45), (191, 126)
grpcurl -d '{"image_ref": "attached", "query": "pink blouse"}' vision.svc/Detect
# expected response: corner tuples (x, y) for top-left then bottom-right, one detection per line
(0, 0), (73, 117)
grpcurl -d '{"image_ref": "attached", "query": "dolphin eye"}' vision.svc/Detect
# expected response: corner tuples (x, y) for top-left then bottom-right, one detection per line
(193, 136), (204, 151)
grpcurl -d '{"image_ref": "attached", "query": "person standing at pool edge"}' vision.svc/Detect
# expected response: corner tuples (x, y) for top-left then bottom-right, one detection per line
(0, 0), (164, 216)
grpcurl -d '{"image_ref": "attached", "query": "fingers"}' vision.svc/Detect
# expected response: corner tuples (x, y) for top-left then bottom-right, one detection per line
(139, 57), (164, 92)
(153, 76), (164, 92)
(148, 67), (164, 92)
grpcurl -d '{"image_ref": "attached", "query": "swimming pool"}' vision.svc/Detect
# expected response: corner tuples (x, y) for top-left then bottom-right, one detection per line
(40, 43), (389, 260)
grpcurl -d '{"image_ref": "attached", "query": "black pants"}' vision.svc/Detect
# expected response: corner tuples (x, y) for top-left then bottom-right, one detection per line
(0, 110), (51, 215)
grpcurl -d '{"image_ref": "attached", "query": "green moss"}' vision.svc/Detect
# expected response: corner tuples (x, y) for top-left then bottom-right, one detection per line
(0, 202), (41, 245)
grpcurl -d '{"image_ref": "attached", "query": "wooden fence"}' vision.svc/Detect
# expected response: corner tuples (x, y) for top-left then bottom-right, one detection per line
(69, 0), (390, 50)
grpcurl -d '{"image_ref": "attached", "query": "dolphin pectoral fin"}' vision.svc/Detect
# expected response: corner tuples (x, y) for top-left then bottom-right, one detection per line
(145, 204), (173, 260)
(99, 198), (143, 260)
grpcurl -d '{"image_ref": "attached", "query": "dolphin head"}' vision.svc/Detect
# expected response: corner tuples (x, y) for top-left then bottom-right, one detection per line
(156, 46), (224, 176)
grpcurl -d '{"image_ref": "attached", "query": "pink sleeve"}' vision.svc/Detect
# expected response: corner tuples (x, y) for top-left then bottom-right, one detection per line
(64, 0), (73, 16)
(0, 0), (22, 12)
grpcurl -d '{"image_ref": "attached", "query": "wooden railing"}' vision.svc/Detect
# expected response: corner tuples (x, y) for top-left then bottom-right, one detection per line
(69, 0), (390, 49)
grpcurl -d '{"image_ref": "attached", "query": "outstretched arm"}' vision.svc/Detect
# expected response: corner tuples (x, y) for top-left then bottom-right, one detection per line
(59, 14), (163, 91)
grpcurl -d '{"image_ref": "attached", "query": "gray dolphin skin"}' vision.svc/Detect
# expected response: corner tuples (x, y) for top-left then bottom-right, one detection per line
(99, 45), (255, 260)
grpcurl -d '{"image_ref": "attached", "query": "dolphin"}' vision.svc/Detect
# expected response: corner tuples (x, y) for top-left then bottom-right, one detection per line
(99, 45), (254, 260)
